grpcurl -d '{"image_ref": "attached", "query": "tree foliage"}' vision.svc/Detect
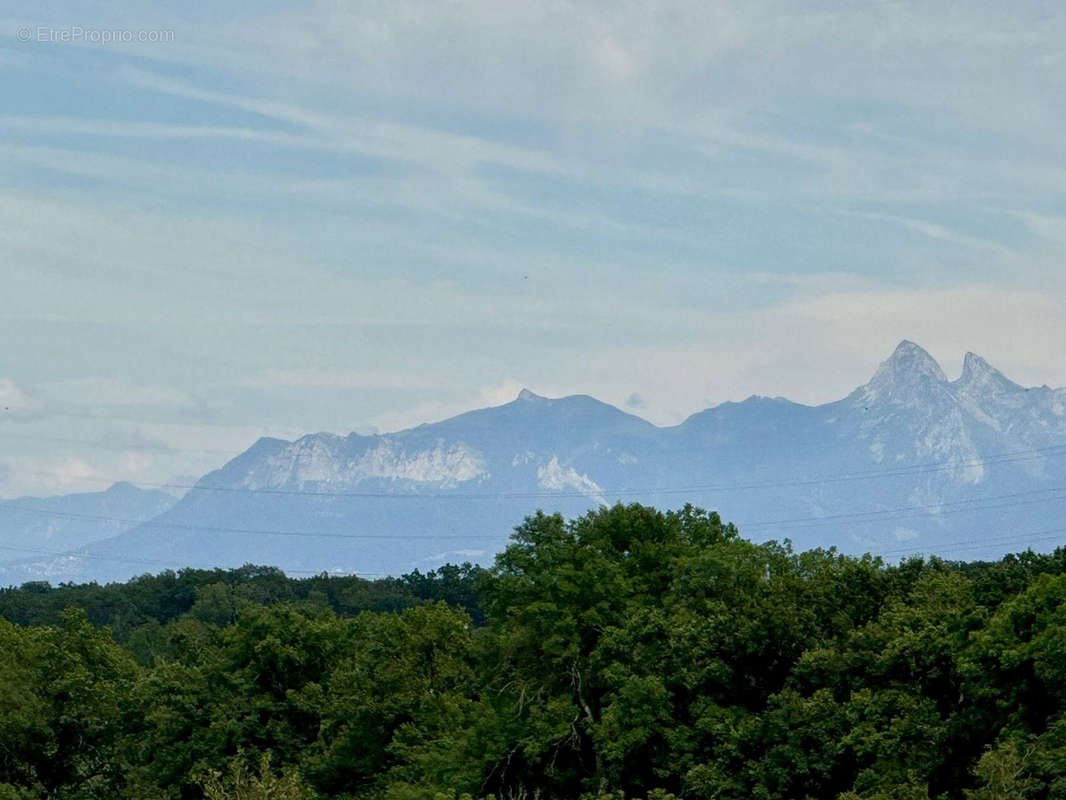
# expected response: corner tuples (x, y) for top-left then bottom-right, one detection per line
(4, 503), (1066, 798)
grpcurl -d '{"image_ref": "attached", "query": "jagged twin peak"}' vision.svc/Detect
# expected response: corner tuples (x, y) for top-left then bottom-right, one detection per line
(860, 340), (1024, 406)
(225, 340), (1057, 495)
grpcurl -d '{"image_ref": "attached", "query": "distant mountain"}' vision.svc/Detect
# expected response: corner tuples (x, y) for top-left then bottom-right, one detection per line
(4, 341), (1066, 586)
(0, 483), (177, 579)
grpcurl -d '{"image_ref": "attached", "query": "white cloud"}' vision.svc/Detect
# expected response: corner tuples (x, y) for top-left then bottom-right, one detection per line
(513, 284), (1066, 425)
(42, 378), (201, 410)
(151, 1), (1063, 155)
(115, 67), (565, 178)
(894, 527), (920, 542)
(246, 368), (435, 391)
(0, 378), (38, 420)
(1, 454), (110, 498)
(2, 1), (1065, 499)
(839, 210), (1016, 258)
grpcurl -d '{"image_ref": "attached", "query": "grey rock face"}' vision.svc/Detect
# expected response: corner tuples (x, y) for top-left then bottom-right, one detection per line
(5, 342), (1066, 585)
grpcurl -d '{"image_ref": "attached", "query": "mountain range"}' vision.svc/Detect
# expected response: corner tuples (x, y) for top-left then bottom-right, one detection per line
(3, 340), (1066, 586)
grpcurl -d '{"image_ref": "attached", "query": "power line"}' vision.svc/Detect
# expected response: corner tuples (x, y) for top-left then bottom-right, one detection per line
(738, 485), (1066, 531)
(5, 442), (1066, 578)
(4, 445), (1064, 551)
(2, 521), (1066, 586)
(882, 525), (1066, 559)
(0, 504), (507, 540)
(0, 542), (181, 570)
(17, 442), (1066, 502)
(0, 542), (388, 578)
(4, 483), (1066, 547)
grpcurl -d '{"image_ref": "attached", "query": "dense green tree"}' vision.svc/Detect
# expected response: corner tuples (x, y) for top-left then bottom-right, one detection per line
(4, 504), (1066, 798)
(0, 610), (138, 798)
(197, 752), (313, 800)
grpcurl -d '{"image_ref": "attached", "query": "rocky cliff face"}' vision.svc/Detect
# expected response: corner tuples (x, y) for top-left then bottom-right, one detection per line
(5, 341), (1066, 585)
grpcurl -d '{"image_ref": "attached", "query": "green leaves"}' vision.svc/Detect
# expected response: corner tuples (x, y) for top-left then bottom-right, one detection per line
(9, 506), (1066, 798)
(0, 610), (139, 799)
(197, 752), (314, 800)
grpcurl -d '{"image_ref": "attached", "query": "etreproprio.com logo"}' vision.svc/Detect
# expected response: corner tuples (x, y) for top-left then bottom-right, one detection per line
(17, 25), (175, 44)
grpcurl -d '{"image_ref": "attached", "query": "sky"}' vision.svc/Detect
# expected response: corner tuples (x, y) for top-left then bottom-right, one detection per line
(1, 0), (1065, 498)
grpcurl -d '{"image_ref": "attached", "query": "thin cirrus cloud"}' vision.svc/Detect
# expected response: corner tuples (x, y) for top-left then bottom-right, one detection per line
(0, 1), (1064, 496)
(0, 379), (36, 419)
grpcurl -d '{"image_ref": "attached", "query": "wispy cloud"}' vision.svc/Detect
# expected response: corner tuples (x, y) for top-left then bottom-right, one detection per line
(244, 368), (437, 392)
(117, 67), (565, 177)
(2, 1), (1065, 495)
(0, 378), (37, 420)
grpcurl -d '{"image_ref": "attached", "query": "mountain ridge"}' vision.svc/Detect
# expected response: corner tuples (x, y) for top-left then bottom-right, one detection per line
(3, 340), (1066, 585)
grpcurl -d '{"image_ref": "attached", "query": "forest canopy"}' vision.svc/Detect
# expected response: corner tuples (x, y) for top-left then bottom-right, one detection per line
(3, 503), (1066, 799)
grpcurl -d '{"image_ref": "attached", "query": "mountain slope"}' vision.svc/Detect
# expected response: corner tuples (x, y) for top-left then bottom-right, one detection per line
(0, 483), (177, 579)
(6, 341), (1066, 585)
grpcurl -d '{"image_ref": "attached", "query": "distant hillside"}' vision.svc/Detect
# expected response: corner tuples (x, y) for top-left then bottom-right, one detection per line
(0, 482), (176, 575)
(4, 340), (1066, 585)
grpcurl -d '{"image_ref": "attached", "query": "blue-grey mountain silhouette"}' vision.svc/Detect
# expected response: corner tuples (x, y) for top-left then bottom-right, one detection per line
(4, 341), (1066, 585)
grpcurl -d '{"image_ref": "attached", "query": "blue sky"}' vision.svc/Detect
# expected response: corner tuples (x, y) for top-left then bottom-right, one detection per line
(1, 0), (1065, 497)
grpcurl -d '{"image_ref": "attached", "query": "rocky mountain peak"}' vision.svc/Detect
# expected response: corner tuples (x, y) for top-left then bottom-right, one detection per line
(955, 352), (1020, 395)
(859, 340), (948, 405)
(884, 340), (947, 379)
